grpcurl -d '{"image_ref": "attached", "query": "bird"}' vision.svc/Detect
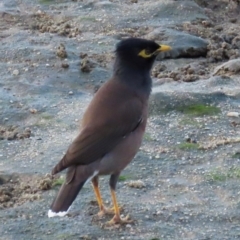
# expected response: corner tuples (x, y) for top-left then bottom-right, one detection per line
(48, 38), (171, 225)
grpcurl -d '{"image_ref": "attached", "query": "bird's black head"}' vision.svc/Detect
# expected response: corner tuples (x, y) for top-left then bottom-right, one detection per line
(113, 38), (171, 95)
(115, 38), (171, 72)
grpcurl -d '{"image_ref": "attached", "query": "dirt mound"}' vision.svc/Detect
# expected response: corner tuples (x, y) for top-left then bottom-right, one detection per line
(0, 173), (60, 209)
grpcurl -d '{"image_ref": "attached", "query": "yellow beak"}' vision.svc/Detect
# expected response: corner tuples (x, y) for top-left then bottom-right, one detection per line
(157, 44), (172, 52)
(138, 44), (172, 58)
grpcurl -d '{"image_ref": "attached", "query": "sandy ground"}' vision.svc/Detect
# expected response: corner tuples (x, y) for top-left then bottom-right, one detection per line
(1, 0), (240, 239)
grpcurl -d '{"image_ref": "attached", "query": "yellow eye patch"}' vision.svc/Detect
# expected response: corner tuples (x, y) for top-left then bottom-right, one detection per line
(138, 45), (172, 58)
(138, 49), (153, 58)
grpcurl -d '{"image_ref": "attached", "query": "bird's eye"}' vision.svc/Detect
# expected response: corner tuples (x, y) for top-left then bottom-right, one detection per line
(144, 48), (151, 55)
(138, 48), (153, 58)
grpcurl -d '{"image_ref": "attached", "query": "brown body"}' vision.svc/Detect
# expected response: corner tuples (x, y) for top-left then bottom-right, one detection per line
(48, 38), (171, 224)
(50, 77), (148, 214)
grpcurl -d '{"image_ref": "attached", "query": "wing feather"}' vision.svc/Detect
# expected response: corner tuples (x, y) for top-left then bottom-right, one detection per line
(52, 80), (144, 174)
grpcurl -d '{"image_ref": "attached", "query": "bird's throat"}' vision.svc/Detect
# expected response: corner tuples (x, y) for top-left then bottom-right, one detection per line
(113, 60), (152, 96)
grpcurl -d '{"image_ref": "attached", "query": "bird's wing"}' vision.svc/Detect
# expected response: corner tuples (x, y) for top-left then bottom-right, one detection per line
(52, 95), (143, 174)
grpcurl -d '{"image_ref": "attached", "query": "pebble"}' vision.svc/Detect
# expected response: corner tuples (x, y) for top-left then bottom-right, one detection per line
(12, 69), (19, 76)
(227, 112), (239, 117)
(29, 109), (38, 114)
(229, 18), (237, 23)
(156, 210), (161, 215)
(202, 20), (212, 27)
(214, 25), (223, 31)
(127, 180), (146, 188)
(61, 63), (69, 68)
(68, 91), (73, 95)
(56, 44), (67, 58)
(126, 224), (132, 228)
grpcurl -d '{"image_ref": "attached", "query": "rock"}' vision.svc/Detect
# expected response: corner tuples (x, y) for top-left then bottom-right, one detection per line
(61, 62), (69, 69)
(127, 180), (146, 189)
(146, 0), (207, 25)
(227, 112), (239, 117)
(12, 69), (19, 76)
(232, 36), (240, 48)
(56, 44), (67, 59)
(24, 128), (31, 133)
(149, 76), (237, 114)
(202, 20), (212, 27)
(80, 53), (88, 59)
(146, 28), (209, 59)
(16, 133), (24, 139)
(0, 174), (12, 185)
(229, 18), (237, 23)
(199, 137), (240, 150)
(152, 63), (167, 77)
(213, 58), (240, 76)
(184, 74), (199, 82)
(6, 133), (16, 140)
(126, 224), (132, 228)
(215, 25), (223, 31)
(0, 125), (31, 141)
(80, 58), (96, 73)
(29, 109), (37, 114)
(22, 130), (31, 139)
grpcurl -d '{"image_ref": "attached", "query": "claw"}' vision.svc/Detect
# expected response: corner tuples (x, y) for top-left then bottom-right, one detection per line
(97, 206), (115, 218)
(105, 214), (133, 226)
(97, 205), (123, 218)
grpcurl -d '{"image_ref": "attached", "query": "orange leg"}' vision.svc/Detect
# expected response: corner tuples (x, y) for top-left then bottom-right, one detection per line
(106, 188), (132, 225)
(91, 176), (115, 217)
(106, 174), (132, 225)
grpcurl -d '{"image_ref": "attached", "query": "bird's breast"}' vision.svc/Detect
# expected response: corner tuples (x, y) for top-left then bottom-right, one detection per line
(97, 118), (147, 175)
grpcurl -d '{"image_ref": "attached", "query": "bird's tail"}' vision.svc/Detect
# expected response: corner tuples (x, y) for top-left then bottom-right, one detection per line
(48, 181), (85, 217)
(48, 166), (86, 217)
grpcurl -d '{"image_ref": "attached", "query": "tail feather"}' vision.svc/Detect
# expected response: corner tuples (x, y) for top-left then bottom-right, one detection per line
(48, 180), (85, 217)
(49, 163), (99, 218)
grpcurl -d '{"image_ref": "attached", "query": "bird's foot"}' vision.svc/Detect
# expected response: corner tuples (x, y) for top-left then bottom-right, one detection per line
(98, 207), (114, 218)
(105, 214), (133, 226)
(97, 205), (123, 218)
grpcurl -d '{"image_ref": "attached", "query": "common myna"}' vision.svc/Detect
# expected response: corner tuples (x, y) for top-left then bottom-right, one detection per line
(48, 38), (171, 225)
